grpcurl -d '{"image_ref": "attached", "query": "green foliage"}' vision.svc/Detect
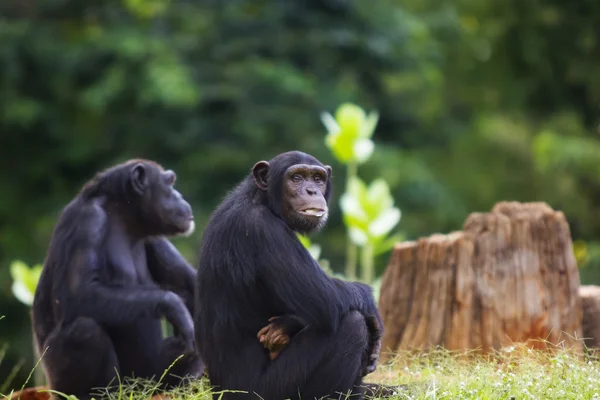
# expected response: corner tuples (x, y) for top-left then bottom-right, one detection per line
(320, 102), (403, 284)
(376, 344), (600, 399)
(533, 129), (600, 178)
(321, 103), (378, 165)
(9, 261), (42, 307)
(2, 0), (600, 390)
(341, 177), (402, 254)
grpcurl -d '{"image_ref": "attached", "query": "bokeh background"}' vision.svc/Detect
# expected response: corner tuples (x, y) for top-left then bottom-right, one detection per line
(1, 0), (600, 390)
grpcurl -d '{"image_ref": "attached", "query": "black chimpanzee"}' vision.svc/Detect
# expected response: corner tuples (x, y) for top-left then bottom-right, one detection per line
(194, 151), (399, 400)
(32, 159), (204, 400)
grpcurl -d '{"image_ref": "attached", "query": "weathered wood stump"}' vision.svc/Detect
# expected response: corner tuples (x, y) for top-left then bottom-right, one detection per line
(379, 201), (582, 359)
(580, 285), (600, 351)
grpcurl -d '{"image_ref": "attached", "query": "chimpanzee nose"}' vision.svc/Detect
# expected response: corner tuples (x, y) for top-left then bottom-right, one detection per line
(179, 202), (193, 218)
(306, 187), (317, 196)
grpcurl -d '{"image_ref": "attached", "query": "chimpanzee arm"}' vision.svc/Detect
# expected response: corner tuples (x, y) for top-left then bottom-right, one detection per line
(257, 222), (375, 332)
(334, 280), (383, 375)
(68, 204), (194, 351)
(145, 237), (196, 314)
(334, 280), (381, 321)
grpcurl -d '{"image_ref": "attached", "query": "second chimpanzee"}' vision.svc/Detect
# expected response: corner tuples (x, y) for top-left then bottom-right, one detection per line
(194, 151), (398, 400)
(32, 159), (204, 400)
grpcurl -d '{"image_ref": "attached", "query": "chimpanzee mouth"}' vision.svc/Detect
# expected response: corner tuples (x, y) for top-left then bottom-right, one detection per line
(181, 219), (195, 237)
(297, 208), (327, 218)
(175, 216), (195, 237)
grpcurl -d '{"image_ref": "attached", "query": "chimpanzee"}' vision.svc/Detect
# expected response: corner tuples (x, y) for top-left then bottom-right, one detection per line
(194, 151), (398, 400)
(32, 159), (204, 400)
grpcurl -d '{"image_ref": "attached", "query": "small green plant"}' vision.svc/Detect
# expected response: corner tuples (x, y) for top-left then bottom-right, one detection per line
(340, 177), (403, 283)
(321, 103), (379, 281)
(321, 103), (402, 284)
(321, 103), (378, 166)
(10, 260), (42, 307)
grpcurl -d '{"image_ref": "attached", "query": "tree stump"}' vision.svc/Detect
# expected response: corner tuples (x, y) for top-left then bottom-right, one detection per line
(580, 285), (600, 351)
(378, 201), (582, 358)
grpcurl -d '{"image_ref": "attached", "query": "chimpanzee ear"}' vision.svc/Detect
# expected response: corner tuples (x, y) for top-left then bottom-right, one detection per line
(252, 161), (270, 191)
(131, 163), (148, 195)
(324, 165), (332, 179)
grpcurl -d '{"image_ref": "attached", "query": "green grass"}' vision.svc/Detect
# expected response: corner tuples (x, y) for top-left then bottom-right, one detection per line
(5, 343), (600, 400)
(367, 343), (600, 400)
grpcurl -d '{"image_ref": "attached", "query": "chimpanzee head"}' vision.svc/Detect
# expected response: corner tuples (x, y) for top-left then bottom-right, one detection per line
(84, 159), (195, 238)
(252, 151), (332, 234)
(128, 160), (195, 237)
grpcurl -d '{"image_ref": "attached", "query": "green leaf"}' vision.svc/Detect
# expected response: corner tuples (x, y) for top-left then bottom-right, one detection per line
(9, 260), (29, 284)
(374, 233), (406, 256)
(11, 282), (34, 306)
(366, 179), (393, 210)
(335, 103), (365, 139)
(325, 131), (357, 163)
(368, 208), (401, 238)
(320, 112), (341, 136)
(360, 111), (380, 139)
(339, 175), (403, 250)
(353, 138), (375, 163)
(348, 227), (369, 246)
(322, 103), (379, 165)
(347, 176), (368, 201)
(339, 193), (368, 224)
(9, 260), (42, 306)
(296, 233), (311, 248)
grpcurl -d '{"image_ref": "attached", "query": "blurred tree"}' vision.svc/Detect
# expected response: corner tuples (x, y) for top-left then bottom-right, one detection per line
(1, 0), (600, 389)
(0, 0), (443, 387)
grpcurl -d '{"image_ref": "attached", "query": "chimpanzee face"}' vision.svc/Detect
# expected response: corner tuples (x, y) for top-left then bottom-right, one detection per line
(130, 163), (195, 237)
(281, 163), (330, 233)
(252, 158), (332, 234)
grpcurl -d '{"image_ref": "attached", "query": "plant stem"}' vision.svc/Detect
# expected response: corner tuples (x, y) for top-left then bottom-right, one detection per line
(360, 243), (375, 284)
(345, 162), (358, 280)
(346, 242), (358, 280)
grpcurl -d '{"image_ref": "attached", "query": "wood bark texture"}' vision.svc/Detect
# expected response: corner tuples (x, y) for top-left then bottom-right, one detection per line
(580, 285), (600, 351)
(378, 201), (582, 358)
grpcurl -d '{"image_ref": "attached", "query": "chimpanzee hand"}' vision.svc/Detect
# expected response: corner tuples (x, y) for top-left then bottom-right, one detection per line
(363, 314), (383, 376)
(257, 315), (306, 360)
(177, 313), (196, 354)
(165, 292), (195, 354)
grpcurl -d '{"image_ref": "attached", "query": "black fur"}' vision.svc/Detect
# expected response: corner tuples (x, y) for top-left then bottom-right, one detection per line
(194, 151), (386, 400)
(32, 159), (204, 400)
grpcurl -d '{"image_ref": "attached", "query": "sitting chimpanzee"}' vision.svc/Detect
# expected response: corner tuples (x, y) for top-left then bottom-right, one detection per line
(194, 151), (399, 400)
(32, 159), (204, 400)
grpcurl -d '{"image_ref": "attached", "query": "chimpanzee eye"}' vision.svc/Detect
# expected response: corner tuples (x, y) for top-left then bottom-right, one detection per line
(292, 174), (302, 182)
(314, 174), (322, 183)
